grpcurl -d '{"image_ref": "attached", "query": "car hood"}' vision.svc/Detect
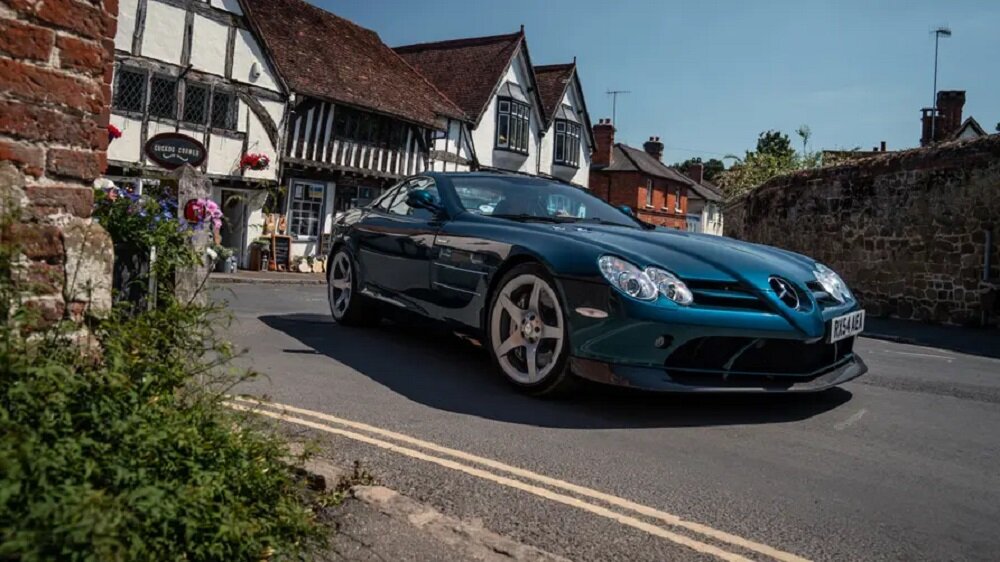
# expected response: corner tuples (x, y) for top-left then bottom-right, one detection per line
(543, 223), (818, 290)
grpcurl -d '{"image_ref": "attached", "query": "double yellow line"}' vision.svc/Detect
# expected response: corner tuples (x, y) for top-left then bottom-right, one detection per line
(226, 397), (810, 562)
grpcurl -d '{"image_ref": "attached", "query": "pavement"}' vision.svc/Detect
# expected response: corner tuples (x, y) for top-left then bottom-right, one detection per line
(215, 283), (1000, 562)
(210, 270), (325, 285)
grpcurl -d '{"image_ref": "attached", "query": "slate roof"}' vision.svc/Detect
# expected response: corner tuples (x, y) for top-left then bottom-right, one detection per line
(599, 144), (722, 202)
(242, 0), (464, 129)
(394, 31), (525, 124)
(534, 63), (575, 123)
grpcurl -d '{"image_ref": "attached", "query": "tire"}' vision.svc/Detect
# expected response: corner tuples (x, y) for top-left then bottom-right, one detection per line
(327, 247), (377, 327)
(486, 262), (575, 396)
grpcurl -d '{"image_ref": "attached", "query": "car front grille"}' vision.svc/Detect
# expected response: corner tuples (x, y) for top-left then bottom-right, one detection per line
(664, 336), (855, 378)
(684, 279), (770, 311)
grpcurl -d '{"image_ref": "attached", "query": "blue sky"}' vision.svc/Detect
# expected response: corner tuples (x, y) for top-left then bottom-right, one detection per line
(313, 0), (999, 165)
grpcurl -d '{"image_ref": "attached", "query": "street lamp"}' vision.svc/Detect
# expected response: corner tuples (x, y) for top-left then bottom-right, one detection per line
(931, 26), (951, 141)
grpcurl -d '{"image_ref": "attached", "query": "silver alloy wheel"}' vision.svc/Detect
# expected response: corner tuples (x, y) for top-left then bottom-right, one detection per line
(490, 273), (564, 384)
(328, 252), (352, 320)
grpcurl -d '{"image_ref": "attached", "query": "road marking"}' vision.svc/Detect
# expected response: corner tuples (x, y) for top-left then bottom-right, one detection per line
(834, 408), (867, 430)
(228, 397), (810, 562)
(878, 349), (953, 361)
(228, 402), (754, 562)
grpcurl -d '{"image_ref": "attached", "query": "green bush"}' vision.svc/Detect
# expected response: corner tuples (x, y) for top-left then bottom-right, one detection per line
(0, 299), (326, 560)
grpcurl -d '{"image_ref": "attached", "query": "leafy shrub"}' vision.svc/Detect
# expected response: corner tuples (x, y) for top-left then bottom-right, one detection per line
(0, 220), (326, 561)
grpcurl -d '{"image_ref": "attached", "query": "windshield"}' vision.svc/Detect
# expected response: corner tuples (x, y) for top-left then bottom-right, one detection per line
(451, 176), (640, 228)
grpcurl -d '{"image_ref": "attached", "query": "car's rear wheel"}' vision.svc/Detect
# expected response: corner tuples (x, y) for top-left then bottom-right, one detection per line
(328, 248), (375, 326)
(487, 263), (574, 396)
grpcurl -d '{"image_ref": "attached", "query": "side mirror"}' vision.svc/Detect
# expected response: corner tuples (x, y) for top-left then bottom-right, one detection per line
(617, 205), (634, 216)
(405, 189), (442, 213)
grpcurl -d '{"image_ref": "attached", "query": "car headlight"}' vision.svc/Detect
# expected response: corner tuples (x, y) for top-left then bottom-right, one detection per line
(597, 256), (693, 305)
(814, 263), (852, 303)
(645, 267), (694, 305)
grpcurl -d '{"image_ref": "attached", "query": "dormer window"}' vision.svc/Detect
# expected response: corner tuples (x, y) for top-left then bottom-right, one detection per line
(553, 115), (581, 168)
(496, 83), (530, 153)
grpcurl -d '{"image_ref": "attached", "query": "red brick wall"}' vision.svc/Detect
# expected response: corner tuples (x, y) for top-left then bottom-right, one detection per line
(1, 0), (118, 327)
(590, 170), (688, 229)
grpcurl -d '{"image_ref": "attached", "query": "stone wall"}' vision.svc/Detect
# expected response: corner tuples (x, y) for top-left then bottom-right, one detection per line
(1, 0), (118, 327)
(725, 135), (1000, 326)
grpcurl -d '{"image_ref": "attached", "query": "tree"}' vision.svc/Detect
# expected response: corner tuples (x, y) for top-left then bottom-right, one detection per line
(671, 157), (726, 182)
(716, 128), (819, 199)
(755, 130), (795, 160)
(795, 125), (812, 155)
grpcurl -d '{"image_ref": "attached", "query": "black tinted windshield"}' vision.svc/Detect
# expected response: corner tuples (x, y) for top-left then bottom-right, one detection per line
(450, 176), (640, 228)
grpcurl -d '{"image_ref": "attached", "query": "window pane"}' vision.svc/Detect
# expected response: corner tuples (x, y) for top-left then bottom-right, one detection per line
(499, 100), (510, 113)
(556, 121), (565, 132)
(646, 180), (652, 206)
(211, 91), (236, 130)
(182, 83), (208, 124)
(497, 114), (509, 147)
(114, 69), (145, 112)
(555, 134), (564, 161)
(148, 76), (177, 119)
(289, 182), (324, 238)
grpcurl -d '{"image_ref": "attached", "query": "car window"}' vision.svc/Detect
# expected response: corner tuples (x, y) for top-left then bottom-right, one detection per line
(373, 182), (405, 211)
(387, 177), (439, 220)
(452, 176), (636, 227)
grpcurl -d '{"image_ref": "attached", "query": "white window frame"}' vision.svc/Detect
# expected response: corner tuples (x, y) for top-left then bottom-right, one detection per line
(675, 186), (683, 212)
(553, 119), (581, 167)
(645, 179), (653, 208)
(287, 179), (326, 240)
(496, 98), (530, 153)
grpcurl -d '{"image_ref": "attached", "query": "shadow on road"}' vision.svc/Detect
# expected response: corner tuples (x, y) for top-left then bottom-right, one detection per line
(260, 313), (854, 429)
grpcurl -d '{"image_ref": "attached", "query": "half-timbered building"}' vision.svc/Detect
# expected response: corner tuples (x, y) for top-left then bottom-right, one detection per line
(108, 0), (288, 266)
(243, 0), (468, 258)
(535, 62), (595, 187)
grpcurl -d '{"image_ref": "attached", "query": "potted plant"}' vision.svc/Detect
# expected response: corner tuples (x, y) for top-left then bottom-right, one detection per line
(210, 244), (236, 273)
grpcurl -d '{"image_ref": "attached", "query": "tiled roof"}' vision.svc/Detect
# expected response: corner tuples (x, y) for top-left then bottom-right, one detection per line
(394, 32), (524, 123)
(242, 0), (464, 129)
(605, 144), (700, 186)
(534, 63), (575, 123)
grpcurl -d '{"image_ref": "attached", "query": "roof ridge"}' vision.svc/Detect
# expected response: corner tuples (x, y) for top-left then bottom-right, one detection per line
(394, 31), (522, 53)
(534, 62), (575, 72)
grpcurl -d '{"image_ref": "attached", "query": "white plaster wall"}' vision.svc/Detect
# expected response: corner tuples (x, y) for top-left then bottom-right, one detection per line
(107, 114), (143, 163)
(243, 99), (281, 182)
(114, 0), (139, 52)
(189, 14), (228, 77)
(207, 134), (244, 176)
(141, 1), (186, 65)
(232, 28), (281, 93)
(470, 49), (541, 174)
(210, 0), (243, 15)
(431, 120), (471, 172)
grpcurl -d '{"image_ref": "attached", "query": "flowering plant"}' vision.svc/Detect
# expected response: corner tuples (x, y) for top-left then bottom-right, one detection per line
(184, 198), (223, 231)
(108, 124), (122, 142)
(93, 185), (200, 280)
(240, 153), (270, 171)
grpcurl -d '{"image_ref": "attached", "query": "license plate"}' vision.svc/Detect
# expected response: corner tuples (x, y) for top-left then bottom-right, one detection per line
(829, 310), (865, 343)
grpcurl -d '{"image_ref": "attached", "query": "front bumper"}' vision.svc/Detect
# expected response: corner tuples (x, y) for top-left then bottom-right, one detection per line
(558, 277), (868, 392)
(570, 353), (867, 393)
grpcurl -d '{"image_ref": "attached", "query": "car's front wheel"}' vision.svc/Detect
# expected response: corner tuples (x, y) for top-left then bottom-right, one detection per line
(328, 248), (375, 326)
(487, 263), (574, 396)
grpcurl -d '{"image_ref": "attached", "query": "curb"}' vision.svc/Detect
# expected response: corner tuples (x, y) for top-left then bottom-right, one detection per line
(209, 275), (325, 286)
(291, 449), (568, 562)
(860, 332), (919, 345)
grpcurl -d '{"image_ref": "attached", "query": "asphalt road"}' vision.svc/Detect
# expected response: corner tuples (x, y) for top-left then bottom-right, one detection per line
(216, 283), (1000, 562)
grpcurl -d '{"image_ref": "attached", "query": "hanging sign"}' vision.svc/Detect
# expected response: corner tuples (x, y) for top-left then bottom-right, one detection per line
(145, 132), (207, 169)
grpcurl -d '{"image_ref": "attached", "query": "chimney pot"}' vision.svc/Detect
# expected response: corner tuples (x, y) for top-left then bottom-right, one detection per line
(642, 136), (665, 161)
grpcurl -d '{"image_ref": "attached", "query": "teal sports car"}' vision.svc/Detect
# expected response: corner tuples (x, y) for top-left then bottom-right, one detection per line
(327, 171), (867, 395)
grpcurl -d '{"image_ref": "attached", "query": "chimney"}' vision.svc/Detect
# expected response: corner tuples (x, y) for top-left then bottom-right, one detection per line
(936, 90), (965, 140)
(920, 108), (935, 146)
(593, 118), (615, 167)
(685, 162), (704, 184)
(643, 136), (664, 161)
(880, 141), (887, 152)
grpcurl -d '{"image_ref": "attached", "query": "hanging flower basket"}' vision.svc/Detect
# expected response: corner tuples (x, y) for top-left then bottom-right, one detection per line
(240, 152), (270, 171)
(108, 124), (122, 142)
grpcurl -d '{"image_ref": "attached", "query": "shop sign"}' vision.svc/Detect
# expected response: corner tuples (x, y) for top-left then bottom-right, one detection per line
(145, 132), (207, 169)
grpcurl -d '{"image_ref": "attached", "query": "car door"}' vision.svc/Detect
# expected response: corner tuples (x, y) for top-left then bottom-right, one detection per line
(354, 177), (442, 312)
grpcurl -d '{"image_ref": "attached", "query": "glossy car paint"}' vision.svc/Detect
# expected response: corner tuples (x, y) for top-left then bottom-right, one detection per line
(330, 172), (867, 392)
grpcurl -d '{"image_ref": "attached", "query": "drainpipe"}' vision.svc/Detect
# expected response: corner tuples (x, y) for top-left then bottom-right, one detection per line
(985, 228), (994, 326)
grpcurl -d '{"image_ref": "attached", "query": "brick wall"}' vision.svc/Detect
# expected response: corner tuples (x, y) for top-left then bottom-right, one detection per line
(591, 170), (688, 229)
(725, 135), (1000, 326)
(1, 0), (118, 326)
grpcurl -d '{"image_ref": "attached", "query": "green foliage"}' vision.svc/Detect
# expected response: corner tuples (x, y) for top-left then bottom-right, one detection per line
(92, 186), (201, 282)
(671, 157), (726, 182)
(717, 128), (823, 199)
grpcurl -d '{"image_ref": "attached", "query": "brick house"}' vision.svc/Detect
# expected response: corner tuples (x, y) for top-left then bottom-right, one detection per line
(589, 119), (698, 229)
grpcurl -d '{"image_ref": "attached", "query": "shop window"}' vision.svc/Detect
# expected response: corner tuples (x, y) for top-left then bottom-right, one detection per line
(288, 181), (325, 238)
(113, 67), (146, 113)
(182, 82), (209, 125)
(148, 75), (178, 119)
(211, 90), (238, 130)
